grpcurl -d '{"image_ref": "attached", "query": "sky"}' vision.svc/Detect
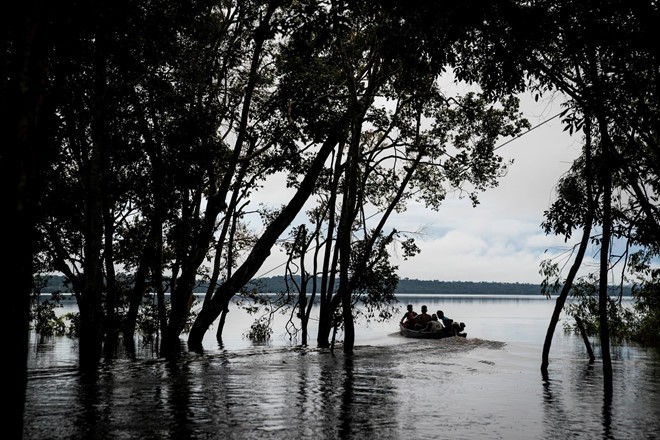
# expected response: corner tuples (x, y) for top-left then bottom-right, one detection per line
(390, 93), (583, 284)
(250, 91), (587, 284)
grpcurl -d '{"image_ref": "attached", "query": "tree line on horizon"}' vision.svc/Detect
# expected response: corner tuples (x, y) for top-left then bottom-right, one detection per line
(38, 274), (635, 296)
(6, 2), (660, 437)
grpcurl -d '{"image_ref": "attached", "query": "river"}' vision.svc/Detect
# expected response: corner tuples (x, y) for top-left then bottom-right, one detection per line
(24, 295), (660, 439)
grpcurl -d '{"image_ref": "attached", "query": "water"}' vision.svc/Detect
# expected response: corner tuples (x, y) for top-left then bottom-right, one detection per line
(24, 295), (660, 439)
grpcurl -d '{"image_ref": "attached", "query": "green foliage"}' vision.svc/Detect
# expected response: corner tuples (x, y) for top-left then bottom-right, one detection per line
(29, 293), (79, 337)
(136, 302), (160, 343)
(563, 276), (638, 343)
(628, 250), (660, 347)
(541, 160), (591, 241)
(350, 233), (400, 323)
(539, 258), (561, 299)
(243, 318), (273, 343)
(136, 297), (200, 342)
(30, 300), (67, 337)
(631, 280), (660, 347)
(63, 312), (81, 338)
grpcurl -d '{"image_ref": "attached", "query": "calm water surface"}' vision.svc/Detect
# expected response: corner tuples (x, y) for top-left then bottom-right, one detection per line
(24, 295), (660, 439)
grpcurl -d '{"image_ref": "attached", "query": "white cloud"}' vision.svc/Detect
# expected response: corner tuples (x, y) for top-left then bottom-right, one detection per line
(249, 92), (587, 283)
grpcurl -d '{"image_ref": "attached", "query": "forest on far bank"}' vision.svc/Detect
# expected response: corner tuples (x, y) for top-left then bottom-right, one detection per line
(37, 274), (632, 296)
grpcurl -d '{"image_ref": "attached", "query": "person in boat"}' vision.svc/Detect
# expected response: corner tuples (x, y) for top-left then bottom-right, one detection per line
(421, 314), (444, 333)
(436, 310), (453, 328)
(437, 310), (466, 336)
(400, 304), (418, 329)
(415, 305), (433, 330)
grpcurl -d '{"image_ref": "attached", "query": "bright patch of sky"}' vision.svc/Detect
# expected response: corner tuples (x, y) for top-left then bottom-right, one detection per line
(248, 91), (590, 284)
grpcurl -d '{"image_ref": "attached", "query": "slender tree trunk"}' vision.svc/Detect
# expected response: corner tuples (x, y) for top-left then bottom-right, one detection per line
(597, 119), (614, 396)
(216, 306), (230, 344)
(575, 316), (595, 363)
(317, 147), (343, 348)
(337, 113), (363, 355)
(79, 135), (106, 371)
(541, 118), (595, 374)
(187, 127), (346, 350)
(540, 213), (594, 374)
(298, 225), (310, 346)
(102, 177), (118, 358)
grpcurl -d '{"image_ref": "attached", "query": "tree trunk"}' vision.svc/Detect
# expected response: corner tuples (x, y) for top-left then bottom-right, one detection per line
(187, 127), (346, 350)
(296, 225), (310, 346)
(2, 4), (54, 437)
(79, 135), (106, 371)
(575, 316), (595, 363)
(597, 118), (614, 396)
(317, 146), (343, 348)
(161, 3), (281, 357)
(122, 239), (153, 349)
(216, 305), (230, 345)
(541, 118), (594, 374)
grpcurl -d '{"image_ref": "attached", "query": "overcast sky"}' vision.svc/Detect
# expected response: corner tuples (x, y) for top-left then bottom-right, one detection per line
(251, 92), (586, 284)
(389, 93), (583, 283)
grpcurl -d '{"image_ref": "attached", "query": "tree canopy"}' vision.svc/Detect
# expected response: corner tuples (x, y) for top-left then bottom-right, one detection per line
(5, 2), (660, 435)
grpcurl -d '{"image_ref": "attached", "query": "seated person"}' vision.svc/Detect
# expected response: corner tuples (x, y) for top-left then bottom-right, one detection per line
(436, 310), (466, 335)
(415, 305), (432, 330)
(402, 314), (417, 329)
(421, 314), (444, 333)
(400, 304), (418, 329)
(436, 310), (452, 326)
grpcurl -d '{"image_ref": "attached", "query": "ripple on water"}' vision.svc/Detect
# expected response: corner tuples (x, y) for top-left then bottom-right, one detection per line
(24, 337), (660, 440)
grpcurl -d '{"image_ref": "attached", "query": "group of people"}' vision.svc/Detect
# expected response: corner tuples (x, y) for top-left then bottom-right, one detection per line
(399, 304), (463, 335)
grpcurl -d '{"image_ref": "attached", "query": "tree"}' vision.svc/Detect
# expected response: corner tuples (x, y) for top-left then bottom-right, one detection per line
(2, 1), (73, 436)
(483, 1), (660, 390)
(188, 1), (531, 353)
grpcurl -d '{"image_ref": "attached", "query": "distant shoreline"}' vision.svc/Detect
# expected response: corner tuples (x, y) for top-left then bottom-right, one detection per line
(36, 274), (633, 296)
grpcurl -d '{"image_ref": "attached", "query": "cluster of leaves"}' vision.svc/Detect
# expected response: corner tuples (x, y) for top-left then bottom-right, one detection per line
(627, 250), (660, 347)
(562, 269), (659, 349)
(30, 300), (68, 337)
(243, 318), (273, 343)
(350, 233), (400, 323)
(29, 293), (79, 338)
(563, 276), (637, 343)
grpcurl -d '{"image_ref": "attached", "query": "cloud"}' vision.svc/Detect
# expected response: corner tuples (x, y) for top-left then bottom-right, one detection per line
(250, 92), (586, 283)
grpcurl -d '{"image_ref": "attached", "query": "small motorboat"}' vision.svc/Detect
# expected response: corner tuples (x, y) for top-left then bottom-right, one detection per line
(399, 323), (467, 339)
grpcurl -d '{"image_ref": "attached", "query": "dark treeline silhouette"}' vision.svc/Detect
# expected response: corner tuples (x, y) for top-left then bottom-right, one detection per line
(37, 274), (632, 296)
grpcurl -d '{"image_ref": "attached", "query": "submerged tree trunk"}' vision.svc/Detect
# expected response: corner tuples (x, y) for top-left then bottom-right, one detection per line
(597, 118), (614, 396)
(575, 316), (595, 363)
(187, 129), (346, 350)
(317, 146), (343, 349)
(3, 4), (55, 436)
(79, 135), (106, 371)
(541, 120), (595, 374)
(216, 306), (230, 345)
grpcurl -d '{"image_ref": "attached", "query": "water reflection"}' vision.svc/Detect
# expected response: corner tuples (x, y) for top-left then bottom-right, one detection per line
(24, 297), (660, 439)
(540, 344), (660, 440)
(339, 356), (354, 439)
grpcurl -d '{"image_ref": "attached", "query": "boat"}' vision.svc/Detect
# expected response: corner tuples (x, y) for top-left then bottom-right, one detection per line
(399, 323), (467, 339)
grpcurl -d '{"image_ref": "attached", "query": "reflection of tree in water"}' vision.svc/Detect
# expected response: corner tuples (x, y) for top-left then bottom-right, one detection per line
(23, 339), (658, 439)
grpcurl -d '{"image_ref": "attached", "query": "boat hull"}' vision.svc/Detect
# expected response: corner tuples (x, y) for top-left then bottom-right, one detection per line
(399, 324), (467, 339)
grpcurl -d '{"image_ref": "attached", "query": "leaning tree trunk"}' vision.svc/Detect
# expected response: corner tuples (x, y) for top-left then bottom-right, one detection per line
(541, 118), (595, 375)
(540, 201), (594, 374)
(186, 128), (346, 350)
